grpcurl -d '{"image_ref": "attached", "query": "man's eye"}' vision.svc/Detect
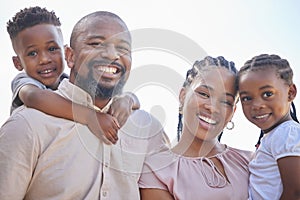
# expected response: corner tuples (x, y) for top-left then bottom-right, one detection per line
(89, 42), (105, 47)
(116, 46), (130, 54)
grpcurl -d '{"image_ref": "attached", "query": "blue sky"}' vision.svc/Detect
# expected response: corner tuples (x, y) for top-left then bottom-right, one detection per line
(1, 0), (299, 151)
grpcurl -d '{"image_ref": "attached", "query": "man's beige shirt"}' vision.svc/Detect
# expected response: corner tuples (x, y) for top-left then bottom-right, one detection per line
(0, 79), (169, 200)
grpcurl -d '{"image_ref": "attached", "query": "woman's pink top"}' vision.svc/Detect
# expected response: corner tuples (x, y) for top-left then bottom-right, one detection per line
(139, 146), (253, 200)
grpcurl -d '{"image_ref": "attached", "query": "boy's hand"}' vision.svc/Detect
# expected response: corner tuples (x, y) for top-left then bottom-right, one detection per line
(86, 111), (120, 144)
(109, 95), (134, 128)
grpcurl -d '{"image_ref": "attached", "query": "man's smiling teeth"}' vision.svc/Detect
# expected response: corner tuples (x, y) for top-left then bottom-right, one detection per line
(197, 115), (217, 125)
(255, 114), (269, 119)
(97, 66), (117, 74)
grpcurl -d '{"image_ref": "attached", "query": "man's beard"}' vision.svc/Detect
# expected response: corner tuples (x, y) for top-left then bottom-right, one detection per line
(74, 70), (126, 99)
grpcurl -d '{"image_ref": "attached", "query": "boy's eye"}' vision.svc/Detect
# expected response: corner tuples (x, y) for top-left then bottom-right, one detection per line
(263, 91), (273, 98)
(49, 46), (59, 52)
(28, 51), (37, 57)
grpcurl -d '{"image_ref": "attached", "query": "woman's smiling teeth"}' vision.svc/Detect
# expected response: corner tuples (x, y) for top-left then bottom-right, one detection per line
(197, 114), (217, 125)
(97, 66), (117, 74)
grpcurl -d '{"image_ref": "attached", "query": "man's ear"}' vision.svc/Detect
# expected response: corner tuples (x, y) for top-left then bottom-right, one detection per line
(64, 45), (75, 69)
(12, 56), (23, 71)
(288, 84), (297, 102)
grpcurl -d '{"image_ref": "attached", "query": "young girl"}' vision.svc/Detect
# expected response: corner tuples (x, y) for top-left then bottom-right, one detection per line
(238, 54), (300, 200)
(7, 6), (139, 144)
(139, 56), (253, 200)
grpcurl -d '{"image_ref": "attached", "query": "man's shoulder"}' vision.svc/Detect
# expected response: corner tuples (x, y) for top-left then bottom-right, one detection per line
(121, 109), (164, 139)
(128, 109), (162, 127)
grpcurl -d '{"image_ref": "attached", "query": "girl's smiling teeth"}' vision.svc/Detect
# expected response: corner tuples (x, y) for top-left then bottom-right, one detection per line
(254, 113), (270, 119)
(197, 114), (217, 125)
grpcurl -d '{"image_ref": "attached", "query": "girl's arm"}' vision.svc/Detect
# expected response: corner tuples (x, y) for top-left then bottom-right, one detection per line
(278, 156), (300, 200)
(18, 84), (119, 144)
(140, 188), (174, 200)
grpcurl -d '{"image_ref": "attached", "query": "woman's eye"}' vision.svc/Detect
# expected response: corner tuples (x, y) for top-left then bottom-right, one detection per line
(196, 91), (209, 98)
(222, 101), (233, 107)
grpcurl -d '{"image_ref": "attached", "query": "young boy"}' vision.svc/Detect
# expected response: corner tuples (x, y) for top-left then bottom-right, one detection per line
(7, 6), (139, 144)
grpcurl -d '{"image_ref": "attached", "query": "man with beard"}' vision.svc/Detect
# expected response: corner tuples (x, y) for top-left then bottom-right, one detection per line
(0, 11), (169, 200)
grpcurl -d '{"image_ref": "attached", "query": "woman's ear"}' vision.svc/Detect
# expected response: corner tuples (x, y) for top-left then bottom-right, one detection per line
(288, 84), (297, 102)
(179, 88), (186, 106)
(64, 45), (75, 69)
(12, 56), (23, 71)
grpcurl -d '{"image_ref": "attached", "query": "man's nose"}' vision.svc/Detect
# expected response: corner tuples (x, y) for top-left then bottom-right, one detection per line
(101, 44), (120, 60)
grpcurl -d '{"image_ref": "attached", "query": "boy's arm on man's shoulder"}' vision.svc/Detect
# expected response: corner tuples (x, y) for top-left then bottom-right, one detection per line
(18, 84), (119, 144)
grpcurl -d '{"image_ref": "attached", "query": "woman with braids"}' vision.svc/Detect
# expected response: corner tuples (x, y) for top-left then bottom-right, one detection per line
(238, 54), (300, 200)
(139, 56), (254, 200)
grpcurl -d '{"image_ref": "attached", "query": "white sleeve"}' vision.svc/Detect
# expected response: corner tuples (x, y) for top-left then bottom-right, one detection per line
(270, 122), (300, 160)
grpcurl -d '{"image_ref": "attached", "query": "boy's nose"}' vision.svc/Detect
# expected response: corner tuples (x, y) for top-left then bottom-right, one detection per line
(39, 52), (51, 64)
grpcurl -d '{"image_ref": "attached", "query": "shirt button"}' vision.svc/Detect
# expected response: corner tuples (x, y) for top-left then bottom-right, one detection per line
(102, 191), (107, 197)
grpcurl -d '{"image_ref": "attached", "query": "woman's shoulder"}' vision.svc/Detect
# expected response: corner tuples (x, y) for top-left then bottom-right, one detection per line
(225, 145), (255, 162)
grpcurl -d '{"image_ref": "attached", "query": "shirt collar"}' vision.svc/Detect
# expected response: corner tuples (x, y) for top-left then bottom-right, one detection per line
(57, 79), (112, 113)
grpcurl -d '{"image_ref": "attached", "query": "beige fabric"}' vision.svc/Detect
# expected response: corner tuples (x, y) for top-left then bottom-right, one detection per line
(0, 79), (169, 200)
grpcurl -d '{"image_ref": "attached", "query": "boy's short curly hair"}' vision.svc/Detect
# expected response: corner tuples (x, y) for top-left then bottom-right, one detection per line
(7, 6), (61, 39)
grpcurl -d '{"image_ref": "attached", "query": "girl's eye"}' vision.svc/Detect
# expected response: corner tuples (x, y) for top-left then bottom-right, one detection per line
(28, 51), (37, 57)
(263, 91), (273, 98)
(241, 96), (251, 102)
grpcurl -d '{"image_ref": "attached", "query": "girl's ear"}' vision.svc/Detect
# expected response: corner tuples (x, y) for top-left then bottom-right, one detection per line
(64, 45), (75, 69)
(12, 56), (23, 71)
(288, 84), (297, 102)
